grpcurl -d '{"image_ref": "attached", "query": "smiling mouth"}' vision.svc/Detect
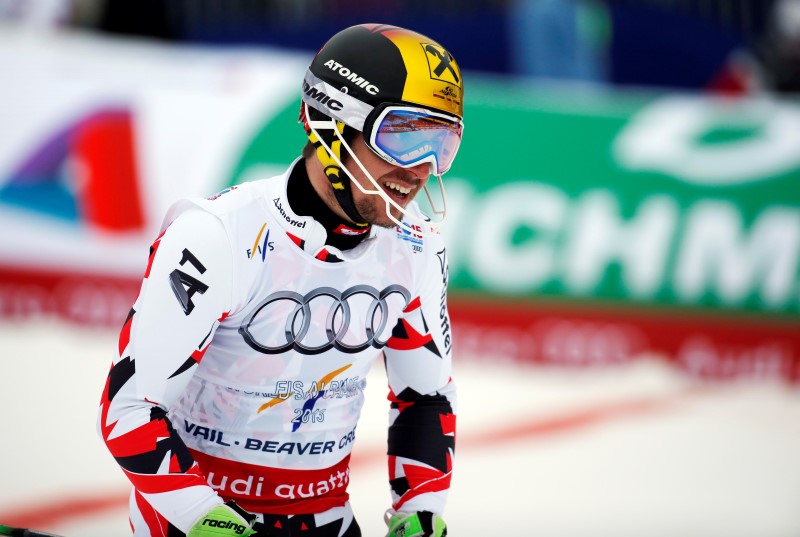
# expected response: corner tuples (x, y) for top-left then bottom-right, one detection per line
(383, 180), (413, 202)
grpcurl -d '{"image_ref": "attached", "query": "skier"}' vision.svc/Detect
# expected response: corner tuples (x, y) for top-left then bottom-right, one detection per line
(99, 23), (463, 537)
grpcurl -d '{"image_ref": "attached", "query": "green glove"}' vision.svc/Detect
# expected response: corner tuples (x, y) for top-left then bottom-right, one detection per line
(187, 502), (257, 537)
(0, 526), (64, 537)
(385, 511), (447, 537)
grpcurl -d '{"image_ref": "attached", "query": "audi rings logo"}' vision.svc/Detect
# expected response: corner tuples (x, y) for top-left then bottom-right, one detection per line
(239, 285), (411, 355)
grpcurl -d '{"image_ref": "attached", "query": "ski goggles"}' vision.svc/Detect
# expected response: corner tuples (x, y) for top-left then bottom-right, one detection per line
(363, 104), (463, 176)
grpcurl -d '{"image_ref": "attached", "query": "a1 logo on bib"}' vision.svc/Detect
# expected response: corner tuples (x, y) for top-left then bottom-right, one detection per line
(169, 248), (209, 315)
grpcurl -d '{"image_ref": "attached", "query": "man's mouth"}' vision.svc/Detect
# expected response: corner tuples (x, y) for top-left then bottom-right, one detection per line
(382, 180), (414, 203)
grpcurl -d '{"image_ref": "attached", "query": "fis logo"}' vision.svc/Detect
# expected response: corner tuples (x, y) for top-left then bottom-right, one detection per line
(247, 222), (274, 261)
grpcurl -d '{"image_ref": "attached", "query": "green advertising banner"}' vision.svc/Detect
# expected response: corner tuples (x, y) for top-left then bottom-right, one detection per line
(230, 81), (800, 317)
(448, 84), (800, 316)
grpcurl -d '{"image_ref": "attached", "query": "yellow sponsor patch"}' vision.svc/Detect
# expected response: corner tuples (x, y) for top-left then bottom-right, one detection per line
(384, 30), (463, 117)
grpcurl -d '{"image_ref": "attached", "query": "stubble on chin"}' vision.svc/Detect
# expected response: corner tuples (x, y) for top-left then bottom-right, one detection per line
(346, 167), (422, 228)
(355, 197), (399, 229)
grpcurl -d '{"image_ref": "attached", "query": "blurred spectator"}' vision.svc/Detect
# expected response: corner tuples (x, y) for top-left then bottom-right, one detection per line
(508, 0), (611, 83)
(0, 0), (73, 28)
(705, 0), (800, 95)
(751, 0), (800, 93)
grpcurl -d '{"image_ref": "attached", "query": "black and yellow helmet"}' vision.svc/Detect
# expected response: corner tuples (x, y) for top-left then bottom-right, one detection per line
(300, 23), (464, 231)
(306, 23), (462, 122)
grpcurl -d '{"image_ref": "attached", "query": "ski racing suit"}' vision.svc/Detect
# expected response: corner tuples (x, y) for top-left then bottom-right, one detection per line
(98, 159), (457, 535)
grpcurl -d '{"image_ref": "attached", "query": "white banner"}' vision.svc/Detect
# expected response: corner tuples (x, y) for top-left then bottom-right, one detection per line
(0, 27), (309, 275)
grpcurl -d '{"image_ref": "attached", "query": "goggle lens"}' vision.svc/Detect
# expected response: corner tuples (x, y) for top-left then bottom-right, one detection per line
(371, 108), (462, 175)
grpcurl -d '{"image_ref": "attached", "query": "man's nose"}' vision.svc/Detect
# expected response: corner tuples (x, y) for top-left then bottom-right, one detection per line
(408, 161), (432, 180)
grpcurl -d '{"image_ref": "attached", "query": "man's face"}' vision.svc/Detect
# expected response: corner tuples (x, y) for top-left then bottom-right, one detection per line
(343, 133), (431, 228)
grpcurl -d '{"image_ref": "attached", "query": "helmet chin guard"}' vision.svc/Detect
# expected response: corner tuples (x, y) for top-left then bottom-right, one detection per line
(303, 102), (448, 235)
(302, 106), (369, 228)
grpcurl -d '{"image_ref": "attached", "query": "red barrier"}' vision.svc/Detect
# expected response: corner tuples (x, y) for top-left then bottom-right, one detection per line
(450, 295), (800, 383)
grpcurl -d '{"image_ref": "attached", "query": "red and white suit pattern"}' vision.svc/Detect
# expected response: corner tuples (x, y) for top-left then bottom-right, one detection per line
(98, 160), (457, 535)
